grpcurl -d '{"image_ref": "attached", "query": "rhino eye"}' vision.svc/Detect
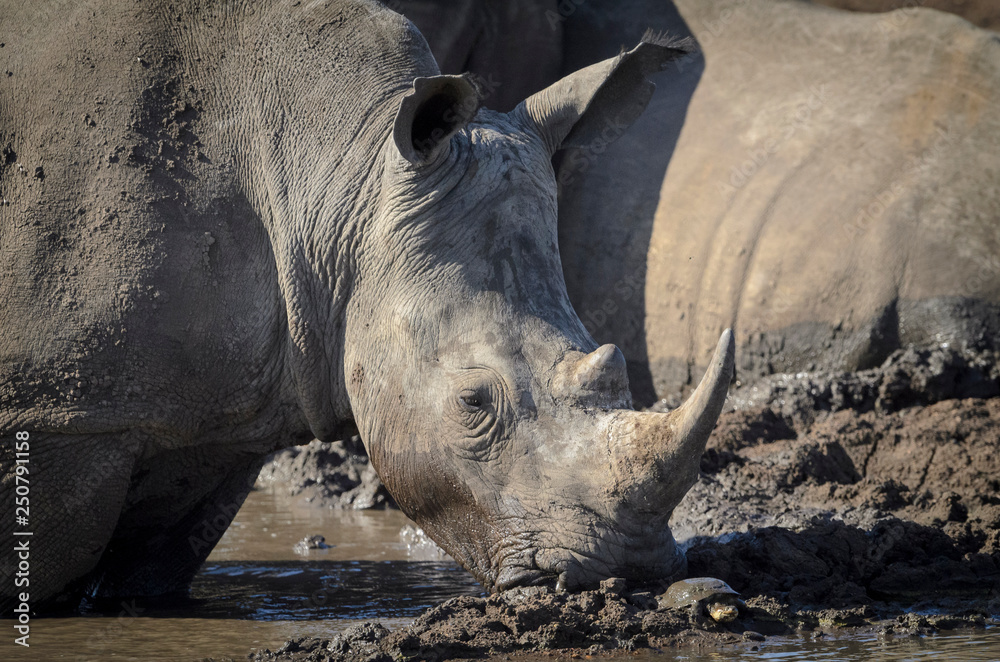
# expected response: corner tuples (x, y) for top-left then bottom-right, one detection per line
(458, 390), (484, 411)
(449, 369), (506, 441)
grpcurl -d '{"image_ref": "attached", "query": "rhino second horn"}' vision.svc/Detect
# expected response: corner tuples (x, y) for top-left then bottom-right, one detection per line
(574, 344), (628, 392)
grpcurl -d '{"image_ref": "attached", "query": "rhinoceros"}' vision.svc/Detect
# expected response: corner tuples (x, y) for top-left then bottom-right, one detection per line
(814, 0), (1000, 32)
(404, 0), (1000, 404)
(0, 0), (734, 611)
(558, 0), (1000, 402)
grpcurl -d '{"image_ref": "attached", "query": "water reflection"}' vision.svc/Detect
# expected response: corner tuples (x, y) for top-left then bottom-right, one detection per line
(207, 487), (427, 563)
(505, 629), (1000, 662)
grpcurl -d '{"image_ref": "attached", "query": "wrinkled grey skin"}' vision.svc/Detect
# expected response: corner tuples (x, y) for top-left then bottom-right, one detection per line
(0, 0), (733, 610)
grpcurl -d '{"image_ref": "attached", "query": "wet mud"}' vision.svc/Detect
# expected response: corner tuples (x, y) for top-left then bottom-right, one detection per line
(249, 345), (1000, 659)
(257, 435), (396, 510)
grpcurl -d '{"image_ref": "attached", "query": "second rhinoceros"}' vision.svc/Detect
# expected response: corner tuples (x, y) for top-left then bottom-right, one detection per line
(0, 0), (733, 610)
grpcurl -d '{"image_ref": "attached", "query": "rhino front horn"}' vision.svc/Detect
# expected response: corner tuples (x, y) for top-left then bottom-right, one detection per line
(669, 328), (736, 455)
(607, 329), (735, 513)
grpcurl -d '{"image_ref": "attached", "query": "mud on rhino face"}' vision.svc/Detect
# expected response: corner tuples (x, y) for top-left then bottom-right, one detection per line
(345, 39), (734, 592)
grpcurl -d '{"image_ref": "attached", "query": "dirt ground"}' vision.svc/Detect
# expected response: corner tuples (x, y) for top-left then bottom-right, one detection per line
(245, 344), (1000, 660)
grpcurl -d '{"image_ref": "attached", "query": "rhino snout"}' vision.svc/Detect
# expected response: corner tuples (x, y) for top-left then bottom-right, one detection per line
(493, 330), (736, 592)
(492, 527), (687, 593)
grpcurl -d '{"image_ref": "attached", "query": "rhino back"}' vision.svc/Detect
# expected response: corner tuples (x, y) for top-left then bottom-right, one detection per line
(559, 0), (1000, 401)
(0, 0), (431, 447)
(649, 1), (1000, 394)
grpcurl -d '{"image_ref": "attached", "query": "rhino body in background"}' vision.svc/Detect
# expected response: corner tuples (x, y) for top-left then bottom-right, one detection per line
(815, 0), (1000, 32)
(401, 0), (1000, 404)
(562, 0), (1000, 402)
(0, 0), (735, 610)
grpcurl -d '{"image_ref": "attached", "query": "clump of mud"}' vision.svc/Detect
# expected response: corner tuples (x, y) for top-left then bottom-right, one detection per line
(256, 435), (396, 509)
(249, 578), (753, 661)
(723, 344), (999, 426)
(248, 574), (989, 662)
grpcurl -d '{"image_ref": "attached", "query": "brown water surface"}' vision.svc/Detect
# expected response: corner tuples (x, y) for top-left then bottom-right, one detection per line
(0, 487), (477, 661)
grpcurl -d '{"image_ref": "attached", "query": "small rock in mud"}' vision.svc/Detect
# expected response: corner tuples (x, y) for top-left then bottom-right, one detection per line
(293, 534), (331, 555)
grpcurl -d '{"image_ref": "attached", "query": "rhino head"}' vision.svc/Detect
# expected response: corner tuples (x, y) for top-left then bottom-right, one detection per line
(344, 38), (733, 592)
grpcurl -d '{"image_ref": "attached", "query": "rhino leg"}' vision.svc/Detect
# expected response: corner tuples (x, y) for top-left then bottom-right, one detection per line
(81, 447), (266, 599)
(0, 434), (136, 612)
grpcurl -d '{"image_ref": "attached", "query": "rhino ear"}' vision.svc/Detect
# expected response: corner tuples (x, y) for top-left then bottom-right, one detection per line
(516, 34), (694, 155)
(393, 74), (481, 166)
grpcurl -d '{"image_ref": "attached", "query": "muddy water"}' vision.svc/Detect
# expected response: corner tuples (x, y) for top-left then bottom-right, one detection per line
(619, 629), (1000, 661)
(510, 629), (1000, 662)
(2, 487), (999, 661)
(1, 487), (481, 661)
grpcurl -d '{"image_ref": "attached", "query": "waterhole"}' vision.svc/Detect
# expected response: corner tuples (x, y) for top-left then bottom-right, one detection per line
(1, 487), (997, 661)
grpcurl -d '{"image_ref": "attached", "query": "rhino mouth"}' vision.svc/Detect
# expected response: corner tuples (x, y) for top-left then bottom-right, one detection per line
(491, 541), (685, 593)
(493, 565), (559, 592)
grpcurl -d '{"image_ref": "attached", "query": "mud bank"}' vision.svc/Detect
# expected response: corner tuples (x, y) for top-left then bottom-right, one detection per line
(257, 435), (396, 510)
(245, 579), (990, 662)
(670, 344), (1000, 540)
(248, 345), (999, 659)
